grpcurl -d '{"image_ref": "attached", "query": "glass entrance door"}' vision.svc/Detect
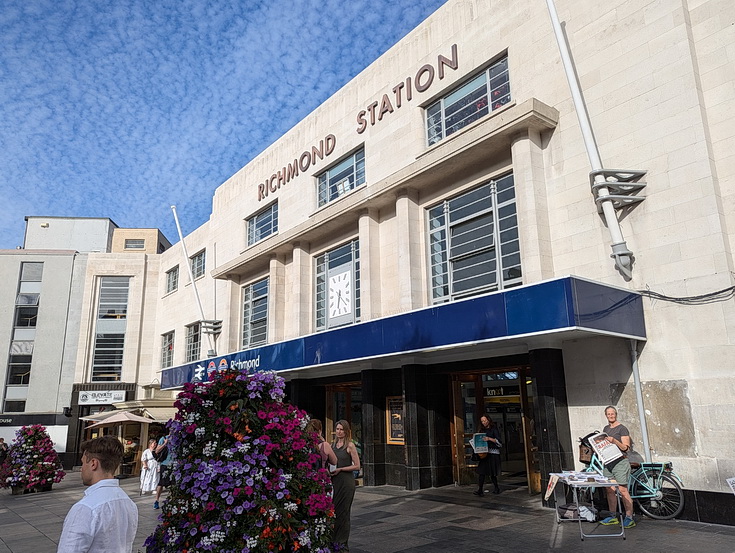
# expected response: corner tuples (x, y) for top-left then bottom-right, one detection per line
(451, 367), (538, 491)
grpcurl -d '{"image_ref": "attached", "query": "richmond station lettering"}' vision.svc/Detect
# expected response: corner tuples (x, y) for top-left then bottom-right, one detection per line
(256, 44), (459, 201)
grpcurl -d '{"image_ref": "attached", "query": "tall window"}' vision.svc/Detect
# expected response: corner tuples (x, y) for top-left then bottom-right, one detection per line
(124, 239), (145, 249)
(317, 149), (365, 207)
(165, 266), (179, 294)
(91, 277), (130, 381)
(6, 355), (32, 385)
(426, 56), (510, 146)
(190, 250), (206, 280)
(247, 203), (278, 246)
(242, 278), (269, 347)
(315, 240), (360, 330)
(427, 173), (521, 303)
(97, 276), (130, 319)
(185, 323), (201, 362)
(161, 331), (175, 368)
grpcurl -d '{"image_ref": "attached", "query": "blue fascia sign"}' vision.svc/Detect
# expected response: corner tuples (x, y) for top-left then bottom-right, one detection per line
(161, 276), (645, 389)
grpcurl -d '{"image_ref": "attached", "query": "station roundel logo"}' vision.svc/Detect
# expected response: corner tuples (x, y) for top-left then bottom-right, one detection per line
(219, 359), (229, 371)
(207, 360), (217, 378)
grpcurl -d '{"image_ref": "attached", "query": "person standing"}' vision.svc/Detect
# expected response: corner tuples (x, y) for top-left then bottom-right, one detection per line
(473, 415), (502, 496)
(305, 418), (337, 469)
(139, 439), (159, 494)
(153, 433), (172, 509)
(599, 406), (636, 528)
(0, 437), (8, 464)
(57, 435), (138, 553)
(330, 420), (361, 552)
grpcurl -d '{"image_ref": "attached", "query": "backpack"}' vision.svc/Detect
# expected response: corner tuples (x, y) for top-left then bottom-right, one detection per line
(154, 445), (169, 463)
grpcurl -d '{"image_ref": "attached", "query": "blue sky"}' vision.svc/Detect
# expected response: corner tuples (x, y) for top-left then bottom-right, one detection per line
(0, 0), (447, 249)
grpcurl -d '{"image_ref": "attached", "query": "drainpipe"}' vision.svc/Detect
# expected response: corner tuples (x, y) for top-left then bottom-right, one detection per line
(546, 0), (635, 279)
(171, 205), (216, 357)
(629, 339), (652, 462)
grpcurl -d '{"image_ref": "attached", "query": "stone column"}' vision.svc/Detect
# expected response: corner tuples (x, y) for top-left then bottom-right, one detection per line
(395, 188), (422, 313)
(358, 209), (381, 321)
(288, 242), (311, 337)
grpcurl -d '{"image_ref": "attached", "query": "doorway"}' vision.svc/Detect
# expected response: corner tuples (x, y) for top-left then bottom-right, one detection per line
(450, 367), (540, 493)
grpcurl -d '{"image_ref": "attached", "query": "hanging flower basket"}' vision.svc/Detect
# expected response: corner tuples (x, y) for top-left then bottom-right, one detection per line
(144, 369), (338, 553)
(0, 425), (65, 493)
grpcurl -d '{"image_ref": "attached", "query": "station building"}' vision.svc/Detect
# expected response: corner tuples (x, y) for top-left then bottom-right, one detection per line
(153, 0), (735, 523)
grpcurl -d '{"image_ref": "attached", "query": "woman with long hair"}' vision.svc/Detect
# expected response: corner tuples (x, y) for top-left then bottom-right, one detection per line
(305, 418), (337, 469)
(473, 415), (502, 496)
(330, 420), (361, 551)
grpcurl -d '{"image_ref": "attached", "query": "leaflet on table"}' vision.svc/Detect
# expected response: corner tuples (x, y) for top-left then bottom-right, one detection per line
(588, 432), (623, 465)
(471, 433), (488, 453)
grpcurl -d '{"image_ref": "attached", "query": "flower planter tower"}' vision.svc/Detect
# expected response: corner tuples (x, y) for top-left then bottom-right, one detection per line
(0, 424), (66, 494)
(145, 370), (337, 553)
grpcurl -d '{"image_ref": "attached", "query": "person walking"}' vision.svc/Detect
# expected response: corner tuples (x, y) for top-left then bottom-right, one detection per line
(330, 420), (361, 552)
(57, 435), (138, 553)
(153, 433), (172, 509)
(0, 437), (8, 464)
(139, 439), (159, 494)
(599, 406), (636, 528)
(473, 415), (502, 496)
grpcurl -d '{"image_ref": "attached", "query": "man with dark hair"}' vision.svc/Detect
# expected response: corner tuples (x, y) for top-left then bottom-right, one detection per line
(57, 435), (138, 552)
(153, 433), (171, 509)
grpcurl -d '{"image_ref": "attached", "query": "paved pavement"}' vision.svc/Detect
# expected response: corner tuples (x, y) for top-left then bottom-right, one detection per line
(1, 474), (734, 553)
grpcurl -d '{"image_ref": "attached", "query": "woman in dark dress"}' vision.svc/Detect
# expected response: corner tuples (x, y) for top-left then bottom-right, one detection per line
(473, 415), (502, 496)
(330, 419), (361, 551)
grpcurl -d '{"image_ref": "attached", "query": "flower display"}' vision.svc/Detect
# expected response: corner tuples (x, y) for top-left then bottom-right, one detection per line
(145, 370), (337, 553)
(0, 424), (66, 491)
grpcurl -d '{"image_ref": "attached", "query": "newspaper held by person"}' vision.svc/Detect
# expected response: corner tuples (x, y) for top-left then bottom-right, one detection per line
(588, 431), (623, 466)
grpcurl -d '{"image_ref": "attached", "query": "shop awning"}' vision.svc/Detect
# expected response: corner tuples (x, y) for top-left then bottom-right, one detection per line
(142, 407), (178, 423)
(161, 275), (646, 389)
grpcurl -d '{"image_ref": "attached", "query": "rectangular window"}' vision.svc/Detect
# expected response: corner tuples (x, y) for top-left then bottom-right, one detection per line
(315, 239), (360, 330)
(165, 266), (179, 294)
(242, 278), (269, 348)
(124, 239), (145, 249)
(16, 293), (40, 306)
(426, 56), (510, 146)
(3, 400), (25, 412)
(185, 323), (201, 362)
(247, 203), (278, 246)
(91, 333), (125, 381)
(190, 250), (206, 280)
(161, 331), (175, 369)
(97, 276), (130, 319)
(20, 262), (43, 282)
(6, 354), (32, 385)
(317, 149), (365, 207)
(14, 306), (38, 328)
(427, 173), (521, 303)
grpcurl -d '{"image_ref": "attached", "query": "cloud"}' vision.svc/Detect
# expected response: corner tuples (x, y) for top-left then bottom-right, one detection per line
(0, 0), (447, 247)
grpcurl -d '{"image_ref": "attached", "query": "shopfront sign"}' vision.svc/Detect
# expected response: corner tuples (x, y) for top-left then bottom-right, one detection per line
(78, 390), (126, 405)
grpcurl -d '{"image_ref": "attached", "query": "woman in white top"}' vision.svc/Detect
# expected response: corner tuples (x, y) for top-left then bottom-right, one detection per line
(139, 439), (159, 494)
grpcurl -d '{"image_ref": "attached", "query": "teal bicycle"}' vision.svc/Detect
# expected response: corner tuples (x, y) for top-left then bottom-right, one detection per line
(579, 433), (685, 520)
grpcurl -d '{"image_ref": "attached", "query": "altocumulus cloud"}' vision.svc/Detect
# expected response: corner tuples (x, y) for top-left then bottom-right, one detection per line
(0, 0), (447, 248)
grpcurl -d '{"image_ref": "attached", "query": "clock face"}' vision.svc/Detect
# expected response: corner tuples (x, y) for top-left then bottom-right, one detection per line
(328, 270), (352, 319)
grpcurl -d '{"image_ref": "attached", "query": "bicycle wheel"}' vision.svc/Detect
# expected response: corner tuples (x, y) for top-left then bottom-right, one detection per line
(634, 472), (684, 519)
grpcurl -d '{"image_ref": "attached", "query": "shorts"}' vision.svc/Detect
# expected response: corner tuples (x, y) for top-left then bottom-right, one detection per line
(159, 465), (172, 487)
(602, 457), (631, 486)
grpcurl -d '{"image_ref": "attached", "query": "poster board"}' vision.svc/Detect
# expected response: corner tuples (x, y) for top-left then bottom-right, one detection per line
(386, 396), (404, 445)
(588, 432), (623, 466)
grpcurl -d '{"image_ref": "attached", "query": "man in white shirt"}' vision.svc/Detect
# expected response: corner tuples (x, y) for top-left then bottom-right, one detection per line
(57, 435), (138, 553)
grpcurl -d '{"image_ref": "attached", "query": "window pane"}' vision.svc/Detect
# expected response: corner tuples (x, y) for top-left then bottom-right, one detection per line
(248, 203), (279, 246)
(14, 306), (38, 327)
(7, 355), (32, 385)
(186, 323), (201, 362)
(425, 57), (509, 146)
(166, 266), (179, 294)
(91, 333), (125, 381)
(16, 293), (40, 306)
(242, 278), (269, 347)
(317, 149), (365, 207)
(124, 239), (145, 249)
(190, 251), (206, 279)
(161, 332), (174, 368)
(20, 262), (43, 282)
(97, 277), (130, 319)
